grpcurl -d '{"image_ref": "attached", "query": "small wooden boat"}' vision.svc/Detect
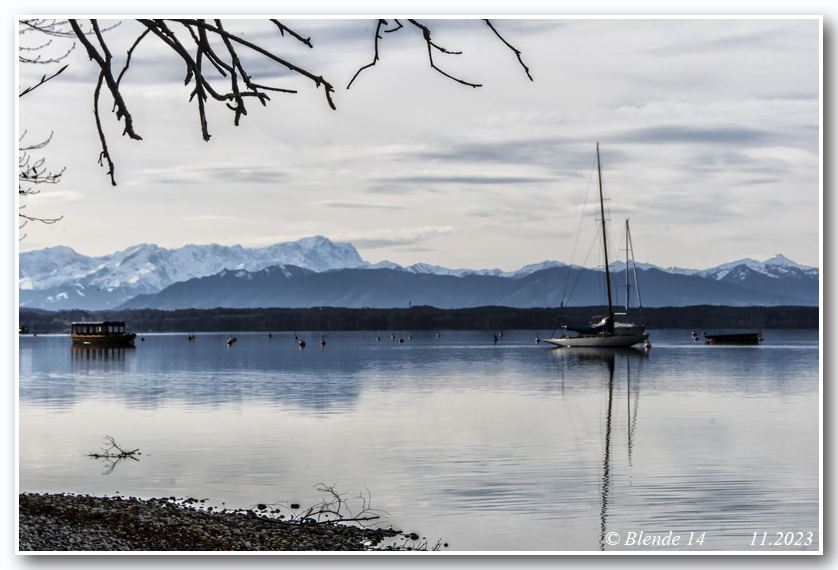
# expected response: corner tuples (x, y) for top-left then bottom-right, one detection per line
(703, 331), (763, 344)
(70, 321), (136, 346)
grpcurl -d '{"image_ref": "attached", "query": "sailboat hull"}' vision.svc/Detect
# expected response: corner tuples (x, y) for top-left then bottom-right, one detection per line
(542, 333), (649, 348)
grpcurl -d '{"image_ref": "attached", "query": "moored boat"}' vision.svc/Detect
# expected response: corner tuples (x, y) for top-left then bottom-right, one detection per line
(70, 321), (137, 346)
(703, 331), (763, 344)
(543, 143), (649, 349)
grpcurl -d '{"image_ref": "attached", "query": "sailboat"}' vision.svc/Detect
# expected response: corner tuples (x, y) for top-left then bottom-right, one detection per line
(543, 144), (649, 348)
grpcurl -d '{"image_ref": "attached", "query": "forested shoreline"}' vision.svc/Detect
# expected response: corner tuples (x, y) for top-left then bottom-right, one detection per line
(19, 305), (818, 334)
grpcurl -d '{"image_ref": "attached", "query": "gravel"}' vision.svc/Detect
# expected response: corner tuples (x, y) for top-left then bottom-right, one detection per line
(18, 493), (410, 552)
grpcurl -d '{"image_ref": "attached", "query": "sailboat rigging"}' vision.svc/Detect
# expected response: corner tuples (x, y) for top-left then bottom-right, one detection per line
(544, 143), (650, 348)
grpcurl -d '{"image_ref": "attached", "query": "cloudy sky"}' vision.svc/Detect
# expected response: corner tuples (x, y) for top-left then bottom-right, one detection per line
(16, 14), (822, 272)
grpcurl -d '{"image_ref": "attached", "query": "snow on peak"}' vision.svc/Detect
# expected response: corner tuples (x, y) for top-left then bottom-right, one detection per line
(370, 260), (404, 271)
(18, 236), (369, 296)
(764, 253), (797, 267)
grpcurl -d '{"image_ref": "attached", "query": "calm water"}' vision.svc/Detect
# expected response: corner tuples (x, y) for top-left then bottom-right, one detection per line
(18, 329), (820, 552)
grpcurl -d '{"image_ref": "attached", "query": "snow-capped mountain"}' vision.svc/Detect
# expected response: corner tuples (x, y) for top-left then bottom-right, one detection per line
(18, 236), (369, 310)
(688, 254), (819, 281)
(377, 260), (568, 279)
(611, 254), (818, 280)
(18, 238), (818, 311)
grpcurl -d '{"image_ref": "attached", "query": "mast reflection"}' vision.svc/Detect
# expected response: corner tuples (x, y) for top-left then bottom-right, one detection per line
(549, 347), (645, 550)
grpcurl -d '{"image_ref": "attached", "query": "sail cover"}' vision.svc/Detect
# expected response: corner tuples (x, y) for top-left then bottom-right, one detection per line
(565, 316), (613, 335)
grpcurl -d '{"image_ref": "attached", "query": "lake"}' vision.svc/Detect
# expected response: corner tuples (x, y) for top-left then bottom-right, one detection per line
(17, 329), (821, 552)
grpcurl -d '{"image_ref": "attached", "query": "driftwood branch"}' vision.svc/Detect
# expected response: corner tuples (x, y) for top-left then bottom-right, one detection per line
(86, 436), (140, 475)
(87, 435), (140, 459)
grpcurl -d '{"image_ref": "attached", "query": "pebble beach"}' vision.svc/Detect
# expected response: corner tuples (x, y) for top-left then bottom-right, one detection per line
(18, 493), (412, 552)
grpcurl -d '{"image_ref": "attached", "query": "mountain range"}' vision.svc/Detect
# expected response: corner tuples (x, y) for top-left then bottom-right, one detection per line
(18, 236), (819, 311)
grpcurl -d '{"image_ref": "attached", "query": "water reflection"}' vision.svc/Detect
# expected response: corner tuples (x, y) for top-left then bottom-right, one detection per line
(18, 331), (820, 551)
(71, 344), (134, 363)
(549, 347), (647, 550)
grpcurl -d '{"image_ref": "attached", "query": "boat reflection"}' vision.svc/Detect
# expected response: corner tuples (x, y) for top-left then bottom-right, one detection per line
(71, 344), (134, 363)
(551, 346), (645, 550)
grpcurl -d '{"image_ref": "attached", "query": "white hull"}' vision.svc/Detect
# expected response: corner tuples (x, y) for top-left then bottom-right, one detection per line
(542, 333), (649, 348)
(613, 322), (645, 336)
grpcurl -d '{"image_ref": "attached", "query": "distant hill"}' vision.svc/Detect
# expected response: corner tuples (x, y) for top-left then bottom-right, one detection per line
(116, 264), (815, 311)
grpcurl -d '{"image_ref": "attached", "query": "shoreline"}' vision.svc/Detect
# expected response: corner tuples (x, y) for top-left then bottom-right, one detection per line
(19, 305), (819, 334)
(18, 492), (411, 552)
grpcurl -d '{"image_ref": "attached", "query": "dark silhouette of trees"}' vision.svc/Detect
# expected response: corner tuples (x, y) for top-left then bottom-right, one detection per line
(17, 305), (819, 335)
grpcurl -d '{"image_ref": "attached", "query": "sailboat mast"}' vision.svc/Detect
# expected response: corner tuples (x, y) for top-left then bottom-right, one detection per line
(625, 219), (630, 312)
(627, 220), (644, 321)
(597, 143), (614, 319)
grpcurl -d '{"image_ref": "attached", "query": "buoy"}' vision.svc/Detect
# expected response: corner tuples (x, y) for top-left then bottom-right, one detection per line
(437, 333), (440, 338)
(493, 334), (498, 343)
(399, 337), (404, 343)
(758, 334), (764, 342)
(391, 333), (395, 340)
(377, 336), (381, 341)
(141, 337), (145, 342)
(320, 336), (326, 347)
(294, 332), (298, 340)
(227, 338), (233, 346)
(536, 335), (541, 344)
(408, 335), (412, 341)
(644, 342), (652, 350)
(268, 332), (272, 338)
(299, 340), (306, 348)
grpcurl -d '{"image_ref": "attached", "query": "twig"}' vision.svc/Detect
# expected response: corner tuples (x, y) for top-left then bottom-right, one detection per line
(484, 19), (533, 81)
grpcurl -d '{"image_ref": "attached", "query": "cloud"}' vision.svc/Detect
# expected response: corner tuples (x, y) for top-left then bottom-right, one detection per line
(21, 190), (84, 204)
(179, 215), (258, 224)
(132, 164), (288, 185)
(614, 125), (775, 146)
(311, 201), (407, 210)
(338, 226), (456, 249)
(387, 175), (547, 185)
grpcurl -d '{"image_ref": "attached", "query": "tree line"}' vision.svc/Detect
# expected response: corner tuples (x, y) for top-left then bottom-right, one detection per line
(19, 305), (818, 334)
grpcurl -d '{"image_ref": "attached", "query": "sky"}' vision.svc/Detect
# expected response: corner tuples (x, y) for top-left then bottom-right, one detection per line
(15, 13), (823, 273)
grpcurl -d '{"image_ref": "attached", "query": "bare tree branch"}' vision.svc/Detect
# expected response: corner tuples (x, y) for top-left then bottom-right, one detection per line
(484, 19), (533, 81)
(18, 131), (65, 238)
(69, 19), (143, 142)
(18, 64), (68, 97)
(407, 19), (481, 88)
(34, 19), (531, 187)
(347, 19), (388, 89)
(270, 19), (314, 48)
(93, 72), (118, 186)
